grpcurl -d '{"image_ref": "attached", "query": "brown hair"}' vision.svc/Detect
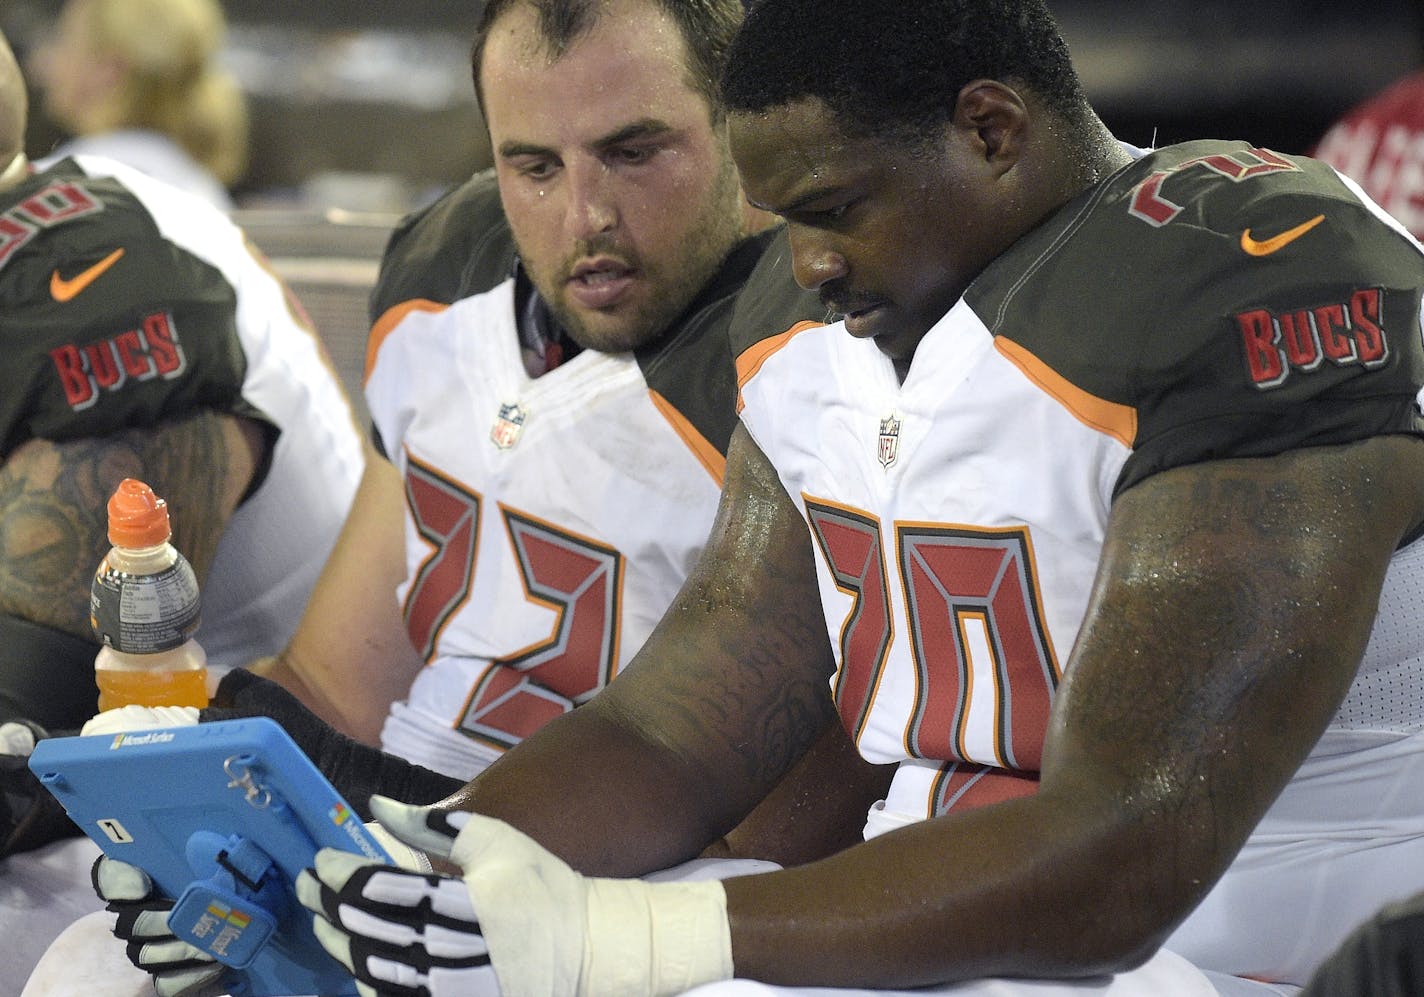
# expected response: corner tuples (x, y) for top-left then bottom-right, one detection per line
(470, 0), (743, 123)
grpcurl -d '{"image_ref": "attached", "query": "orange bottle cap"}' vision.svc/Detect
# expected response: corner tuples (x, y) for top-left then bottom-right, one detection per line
(107, 479), (172, 548)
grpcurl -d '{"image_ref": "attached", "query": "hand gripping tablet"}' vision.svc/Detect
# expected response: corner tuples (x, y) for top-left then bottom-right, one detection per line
(30, 717), (392, 996)
(168, 831), (285, 968)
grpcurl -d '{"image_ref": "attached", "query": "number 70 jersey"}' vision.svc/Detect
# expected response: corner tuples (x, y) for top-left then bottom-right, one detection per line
(733, 140), (1424, 824)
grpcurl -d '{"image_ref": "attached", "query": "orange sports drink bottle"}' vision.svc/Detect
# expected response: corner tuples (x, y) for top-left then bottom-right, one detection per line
(90, 478), (210, 711)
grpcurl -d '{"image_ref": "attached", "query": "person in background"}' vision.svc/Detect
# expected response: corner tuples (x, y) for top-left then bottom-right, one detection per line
(225, 0), (868, 817)
(0, 21), (363, 992)
(26, 0), (246, 210)
(259, 0), (1423, 994)
(1312, 67), (1424, 241)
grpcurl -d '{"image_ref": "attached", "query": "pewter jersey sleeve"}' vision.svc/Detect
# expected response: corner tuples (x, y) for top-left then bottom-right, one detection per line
(0, 156), (362, 675)
(733, 141), (1424, 985)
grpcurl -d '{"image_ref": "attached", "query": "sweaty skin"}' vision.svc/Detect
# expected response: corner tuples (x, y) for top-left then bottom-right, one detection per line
(450, 428), (1424, 985)
(427, 23), (1424, 992)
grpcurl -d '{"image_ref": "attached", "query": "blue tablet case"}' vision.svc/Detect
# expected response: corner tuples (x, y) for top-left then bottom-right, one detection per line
(29, 716), (392, 997)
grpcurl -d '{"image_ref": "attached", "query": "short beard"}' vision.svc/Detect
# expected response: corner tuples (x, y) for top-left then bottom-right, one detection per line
(536, 153), (745, 355)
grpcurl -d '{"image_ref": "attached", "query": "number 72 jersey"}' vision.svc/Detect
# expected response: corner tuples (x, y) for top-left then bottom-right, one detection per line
(365, 210), (775, 780)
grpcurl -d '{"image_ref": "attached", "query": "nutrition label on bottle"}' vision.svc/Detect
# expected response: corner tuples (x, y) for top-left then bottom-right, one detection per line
(90, 560), (201, 653)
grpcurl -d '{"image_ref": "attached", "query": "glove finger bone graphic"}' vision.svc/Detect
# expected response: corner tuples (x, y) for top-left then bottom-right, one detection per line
(367, 793), (470, 859)
(299, 850), (499, 996)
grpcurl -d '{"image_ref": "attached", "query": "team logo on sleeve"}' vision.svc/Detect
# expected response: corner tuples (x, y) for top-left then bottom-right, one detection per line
(1236, 288), (1387, 389)
(878, 414), (901, 468)
(491, 402), (527, 449)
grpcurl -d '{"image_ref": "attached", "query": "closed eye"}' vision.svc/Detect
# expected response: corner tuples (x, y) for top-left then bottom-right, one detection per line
(789, 200), (856, 227)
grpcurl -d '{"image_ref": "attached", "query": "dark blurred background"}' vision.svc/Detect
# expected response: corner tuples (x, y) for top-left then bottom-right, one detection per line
(3, 0), (1421, 214)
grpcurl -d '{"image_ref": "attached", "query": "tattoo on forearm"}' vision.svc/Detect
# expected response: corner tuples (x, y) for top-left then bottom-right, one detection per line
(0, 473), (93, 623)
(648, 544), (836, 791)
(0, 411), (243, 636)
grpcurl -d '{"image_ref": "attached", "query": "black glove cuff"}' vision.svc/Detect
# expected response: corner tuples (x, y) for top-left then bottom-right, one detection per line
(200, 669), (464, 819)
(1, 720), (81, 858)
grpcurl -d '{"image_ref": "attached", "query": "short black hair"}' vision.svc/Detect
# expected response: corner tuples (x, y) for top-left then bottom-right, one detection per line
(721, 0), (1091, 146)
(472, 0), (745, 120)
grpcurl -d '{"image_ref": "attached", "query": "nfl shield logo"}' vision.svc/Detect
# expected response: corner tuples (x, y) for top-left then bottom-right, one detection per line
(877, 414), (900, 468)
(491, 402), (527, 449)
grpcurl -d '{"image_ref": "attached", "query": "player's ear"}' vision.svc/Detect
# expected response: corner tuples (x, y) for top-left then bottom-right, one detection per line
(952, 80), (1028, 177)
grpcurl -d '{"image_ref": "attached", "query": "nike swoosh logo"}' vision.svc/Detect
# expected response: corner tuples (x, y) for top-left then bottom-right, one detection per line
(51, 247), (126, 302)
(1240, 215), (1325, 257)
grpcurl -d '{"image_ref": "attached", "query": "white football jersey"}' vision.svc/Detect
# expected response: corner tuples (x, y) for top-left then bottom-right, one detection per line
(365, 173), (783, 778)
(735, 141), (1424, 984)
(368, 282), (728, 777)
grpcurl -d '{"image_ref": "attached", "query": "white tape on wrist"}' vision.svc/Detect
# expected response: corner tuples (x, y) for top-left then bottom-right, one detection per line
(448, 813), (734, 997)
(583, 876), (734, 997)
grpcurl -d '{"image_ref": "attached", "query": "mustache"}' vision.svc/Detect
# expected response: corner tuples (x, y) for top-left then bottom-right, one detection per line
(563, 237), (639, 277)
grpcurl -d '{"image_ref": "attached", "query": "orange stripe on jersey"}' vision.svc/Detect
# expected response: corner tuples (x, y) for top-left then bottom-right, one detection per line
(994, 337), (1138, 449)
(648, 390), (726, 485)
(734, 320), (826, 413)
(366, 298), (449, 386)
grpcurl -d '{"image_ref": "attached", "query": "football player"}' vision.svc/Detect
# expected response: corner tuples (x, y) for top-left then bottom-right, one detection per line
(27, 1), (889, 994)
(0, 23), (363, 991)
(291, 0), (1424, 994)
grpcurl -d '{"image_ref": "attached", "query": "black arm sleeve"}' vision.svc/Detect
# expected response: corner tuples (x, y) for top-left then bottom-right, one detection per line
(1301, 891), (1424, 996)
(201, 668), (464, 820)
(0, 613), (100, 729)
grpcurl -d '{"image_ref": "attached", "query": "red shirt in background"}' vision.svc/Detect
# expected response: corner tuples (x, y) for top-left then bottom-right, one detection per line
(1313, 70), (1424, 241)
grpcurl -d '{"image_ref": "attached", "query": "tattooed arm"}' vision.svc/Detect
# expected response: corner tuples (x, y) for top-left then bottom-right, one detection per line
(711, 434), (1424, 987)
(0, 409), (264, 644)
(433, 434), (1424, 988)
(439, 424), (840, 877)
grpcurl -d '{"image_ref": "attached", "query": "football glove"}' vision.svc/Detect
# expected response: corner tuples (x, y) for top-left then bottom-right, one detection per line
(91, 854), (228, 997)
(297, 795), (735, 997)
(92, 817), (431, 997)
(0, 718), (84, 857)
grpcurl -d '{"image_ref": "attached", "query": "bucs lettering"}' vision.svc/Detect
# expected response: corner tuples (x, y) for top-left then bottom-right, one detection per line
(1237, 288), (1386, 389)
(0, 179), (102, 271)
(50, 311), (187, 411)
